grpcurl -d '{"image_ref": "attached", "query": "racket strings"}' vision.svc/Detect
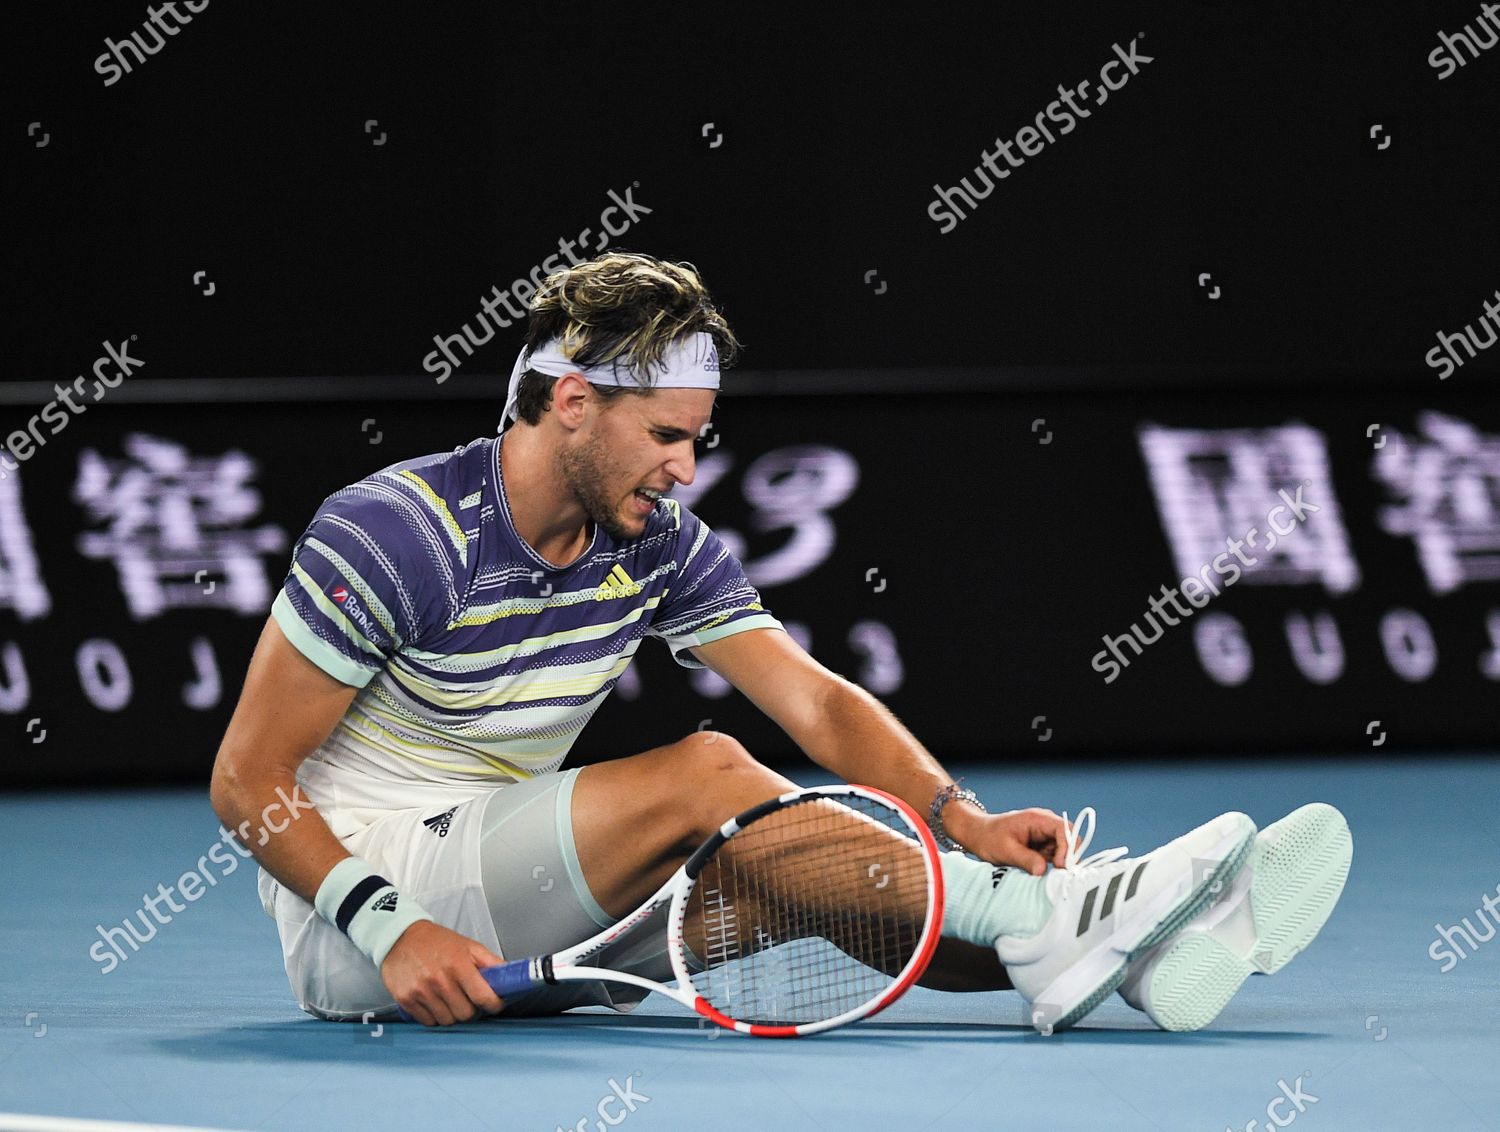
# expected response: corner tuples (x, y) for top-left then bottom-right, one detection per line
(687, 794), (932, 1026)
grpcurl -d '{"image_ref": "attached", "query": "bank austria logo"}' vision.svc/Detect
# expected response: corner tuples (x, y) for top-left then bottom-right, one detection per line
(330, 581), (379, 638)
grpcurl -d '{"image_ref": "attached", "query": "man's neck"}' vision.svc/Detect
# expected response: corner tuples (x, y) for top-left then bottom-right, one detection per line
(499, 427), (592, 568)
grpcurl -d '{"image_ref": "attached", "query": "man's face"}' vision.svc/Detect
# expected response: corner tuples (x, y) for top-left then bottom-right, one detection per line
(555, 386), (715, 541)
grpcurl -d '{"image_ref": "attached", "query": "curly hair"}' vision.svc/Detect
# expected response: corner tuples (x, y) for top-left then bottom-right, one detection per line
(513, 251), (740, 426)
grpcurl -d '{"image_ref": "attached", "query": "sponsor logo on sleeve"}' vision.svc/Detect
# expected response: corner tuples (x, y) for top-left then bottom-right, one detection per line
(330, 582), (384, 642)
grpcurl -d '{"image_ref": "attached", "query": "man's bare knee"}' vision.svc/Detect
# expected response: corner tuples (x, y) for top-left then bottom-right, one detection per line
(674, 729), (759, 773)
(667, 731), (785, 839)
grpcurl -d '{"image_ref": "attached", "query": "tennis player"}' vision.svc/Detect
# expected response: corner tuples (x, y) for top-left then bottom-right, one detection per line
(210, 252), (1350, 1033)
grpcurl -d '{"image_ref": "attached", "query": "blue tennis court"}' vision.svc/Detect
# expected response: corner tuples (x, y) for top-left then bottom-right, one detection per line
(4, 753), (1495, 1131)
(10, 6), (1499, 1131)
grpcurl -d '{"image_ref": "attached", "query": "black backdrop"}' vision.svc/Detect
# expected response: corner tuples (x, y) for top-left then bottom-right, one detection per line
(6, 4), (1498, 783)
(10, 4), (1499, 383)
(1, 388), (1495, 786)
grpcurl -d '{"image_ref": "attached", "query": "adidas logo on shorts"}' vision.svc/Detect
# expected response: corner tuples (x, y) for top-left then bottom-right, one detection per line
(422, 806), (457, 838)
(372, 891), (399, 913)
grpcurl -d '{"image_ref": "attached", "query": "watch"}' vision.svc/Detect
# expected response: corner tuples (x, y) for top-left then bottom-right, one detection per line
(928, 780), (986, 852)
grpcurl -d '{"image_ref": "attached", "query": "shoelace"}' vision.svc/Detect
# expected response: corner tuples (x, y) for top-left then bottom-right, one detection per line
(1059, 806), (1129, 872)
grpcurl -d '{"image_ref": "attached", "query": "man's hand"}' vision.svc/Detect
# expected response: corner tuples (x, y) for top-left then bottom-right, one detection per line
(381, 921), (507, 1026)
(945, 806), (1074, 875)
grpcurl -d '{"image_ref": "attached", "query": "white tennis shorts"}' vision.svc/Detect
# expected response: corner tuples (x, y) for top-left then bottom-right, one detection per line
(259, 768), (665, 1021)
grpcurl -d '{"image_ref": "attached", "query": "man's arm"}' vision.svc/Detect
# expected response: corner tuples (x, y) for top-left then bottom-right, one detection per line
(210, 616), (503, 1024)
(209, 617), (359, 898)
(689, 628), (1070, 874)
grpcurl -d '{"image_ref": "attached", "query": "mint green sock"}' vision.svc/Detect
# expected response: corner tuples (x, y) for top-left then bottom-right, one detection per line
(940, 852), (1054, 944)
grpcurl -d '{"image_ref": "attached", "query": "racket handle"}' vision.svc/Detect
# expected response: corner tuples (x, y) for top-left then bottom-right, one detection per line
(393, 959), (542, 1023)
(482, 959), (542, 998)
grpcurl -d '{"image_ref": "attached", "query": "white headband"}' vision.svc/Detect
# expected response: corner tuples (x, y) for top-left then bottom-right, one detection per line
(500, 332), (722, 430)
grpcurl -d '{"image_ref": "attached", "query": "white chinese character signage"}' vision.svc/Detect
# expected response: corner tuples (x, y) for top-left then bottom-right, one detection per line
(1375, 412), (1500, 595)
(72, 433), (287, 619)
(0, 473), (51, 622)
(1139, 423), (1361, 594)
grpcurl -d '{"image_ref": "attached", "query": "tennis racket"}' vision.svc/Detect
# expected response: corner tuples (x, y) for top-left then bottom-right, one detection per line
(399, 783), (944, 1036)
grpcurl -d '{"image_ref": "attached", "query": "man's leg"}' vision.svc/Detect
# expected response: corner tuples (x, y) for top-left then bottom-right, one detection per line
(569, 730), (1013, 991)
(569, 730), (795, 915)
(470, 730), (803, 1015)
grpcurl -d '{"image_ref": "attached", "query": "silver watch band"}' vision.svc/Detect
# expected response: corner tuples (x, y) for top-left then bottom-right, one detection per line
(929, 780), (986, 851)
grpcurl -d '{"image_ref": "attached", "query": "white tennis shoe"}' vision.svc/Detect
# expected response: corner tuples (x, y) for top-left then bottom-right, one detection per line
(1118, 802), (1352, 1031)
(998, 807), (1257, 1034)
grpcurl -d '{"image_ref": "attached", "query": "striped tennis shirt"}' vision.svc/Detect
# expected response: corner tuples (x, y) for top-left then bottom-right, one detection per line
(272, 430), (783, 815)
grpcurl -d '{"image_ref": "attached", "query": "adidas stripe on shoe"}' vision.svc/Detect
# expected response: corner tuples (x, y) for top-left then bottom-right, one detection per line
(997, 807), (1257, 1035)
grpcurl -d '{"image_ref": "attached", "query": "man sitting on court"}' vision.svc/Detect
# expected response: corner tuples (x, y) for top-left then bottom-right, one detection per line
(210, 251), (1349, 1033)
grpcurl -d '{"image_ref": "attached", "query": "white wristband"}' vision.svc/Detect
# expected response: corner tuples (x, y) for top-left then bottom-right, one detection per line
(314, 857), (434, 969)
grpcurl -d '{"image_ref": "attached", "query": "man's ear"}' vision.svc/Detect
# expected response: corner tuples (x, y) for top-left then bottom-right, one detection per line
(551, 371), (592, 427)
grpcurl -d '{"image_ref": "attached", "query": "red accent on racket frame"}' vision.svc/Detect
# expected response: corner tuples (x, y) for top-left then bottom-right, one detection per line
(850, 784), (947, 1020)
(694, 997), (800, 1038)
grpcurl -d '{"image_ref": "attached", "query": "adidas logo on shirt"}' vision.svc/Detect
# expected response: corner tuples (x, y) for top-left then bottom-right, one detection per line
(372, 891), (399, 913)
(594, 564), (643, 601)
(422, 806), (457, 838)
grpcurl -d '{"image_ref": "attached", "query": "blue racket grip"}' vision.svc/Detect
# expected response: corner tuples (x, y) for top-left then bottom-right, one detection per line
(482, 960), (541, 998)
(394, 959), (540, 1023)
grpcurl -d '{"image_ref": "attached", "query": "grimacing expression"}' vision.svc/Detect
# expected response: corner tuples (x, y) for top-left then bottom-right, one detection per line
(555, 387), (715, 541)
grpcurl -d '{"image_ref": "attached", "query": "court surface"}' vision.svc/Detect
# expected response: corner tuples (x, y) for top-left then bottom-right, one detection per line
(2, 754), (1496, 1131)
